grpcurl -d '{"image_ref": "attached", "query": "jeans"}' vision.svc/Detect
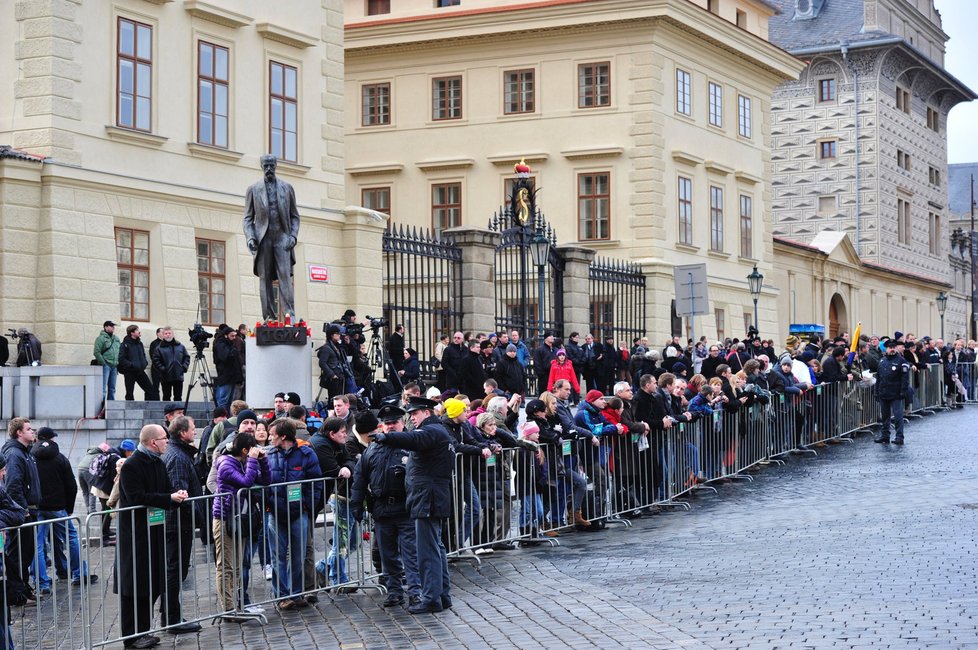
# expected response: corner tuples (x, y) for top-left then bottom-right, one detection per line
(326, 496), (355, 585)
(240, 525), (269, 606)
(519, 495), (544, 527)
(102, 365), (117, 401)
(215, 384), (234, 414)
(34, 510), (87, 588)
(265, 513), (309, 599)
(460, 479), (480, 547)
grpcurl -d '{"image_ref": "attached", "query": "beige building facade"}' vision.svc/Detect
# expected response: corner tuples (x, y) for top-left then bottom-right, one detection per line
(0, 0), (382, 369)
(344, 0), (804, 343)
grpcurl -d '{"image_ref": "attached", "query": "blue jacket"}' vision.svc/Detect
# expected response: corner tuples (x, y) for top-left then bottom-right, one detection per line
(378, 415), (456, 519)
(688, 393), (715, 416)
(573, 401), (618, 437)
(265, 443), (322, 523)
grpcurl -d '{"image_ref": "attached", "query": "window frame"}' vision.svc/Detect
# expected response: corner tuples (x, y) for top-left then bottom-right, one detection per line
(432, 75), (462, 121)
(116, 16), (153, 132)
(196, 237), (226, 327)
(928, 211), (941, 255)
(578, 171), (611, 242)
(676, 68), (692, 116)
(361, 81), (391, 127)
(926, 106), (940, 132)
(269, 60), (298, 162)
(709, 185), (724, 252)
(367, 0), (390, 15)
(503, 68), (535, 115)
(578, 61), (611, 109)
(678, 176), (693, 246)
(432, 182), (462, 233)
(818, 139), (838, 160)
(739, 194), (753, 258)
(715, 308), (725, 341)
(896, 86), (911, 114)
(116, 227), (150, 322)
(897, 196), (912, 245)
(197, 40), (230, 148)
(737, 94), (752, 138)
(362, 186), (391, 218)
(817, 78), (837, 103)
(708, 81), (723, 127)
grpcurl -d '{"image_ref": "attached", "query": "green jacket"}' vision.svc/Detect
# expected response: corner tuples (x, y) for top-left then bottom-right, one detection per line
(94, 330), (120, 367)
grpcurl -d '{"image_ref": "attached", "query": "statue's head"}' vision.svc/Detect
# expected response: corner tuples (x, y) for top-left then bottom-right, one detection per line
(260, 154), (277, 180)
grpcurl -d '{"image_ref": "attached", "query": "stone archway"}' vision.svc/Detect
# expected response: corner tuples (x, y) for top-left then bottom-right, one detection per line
(828, 293), (848, 338)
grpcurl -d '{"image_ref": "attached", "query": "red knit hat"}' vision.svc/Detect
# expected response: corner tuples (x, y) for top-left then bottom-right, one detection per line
(585, 389), (604, 404)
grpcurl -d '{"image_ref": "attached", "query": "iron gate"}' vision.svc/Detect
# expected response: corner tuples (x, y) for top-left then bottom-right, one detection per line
(382, 224), (463, 380)
(589, 256), (647, 346)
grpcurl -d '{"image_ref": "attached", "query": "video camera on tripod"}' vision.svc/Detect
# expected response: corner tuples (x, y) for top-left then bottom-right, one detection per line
(188, 322), (213, 353)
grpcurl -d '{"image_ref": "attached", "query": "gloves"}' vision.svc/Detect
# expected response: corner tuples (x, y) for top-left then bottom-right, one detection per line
(372, 432), (387, 444)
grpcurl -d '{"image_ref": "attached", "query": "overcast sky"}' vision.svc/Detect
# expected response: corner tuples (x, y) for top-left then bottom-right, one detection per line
(939, 0), (976, 164)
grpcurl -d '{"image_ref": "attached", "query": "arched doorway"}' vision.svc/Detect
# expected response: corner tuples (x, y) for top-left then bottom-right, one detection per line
(828, 293), (848, 338)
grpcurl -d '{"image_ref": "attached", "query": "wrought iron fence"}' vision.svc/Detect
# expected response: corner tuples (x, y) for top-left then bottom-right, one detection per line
(382, 224), (463, 385)
(589, 256), (646, 346)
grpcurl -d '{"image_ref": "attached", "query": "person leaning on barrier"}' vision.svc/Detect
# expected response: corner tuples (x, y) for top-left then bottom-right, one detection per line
(440, 398), (491, 552)
(264, 418), (322, 611)
(369, 396), (455, 614)
(350, 405), (423, 608)
(309, 416), (356, 590)
(549, 381), (598, 528)
(0, 454), (27, 648)
(116, 424), (188, 650)
(211, 431), (270, 618)
(1, 417), (40, 606)
(874, 340), (912, 445)
(159, 416), (204, 634)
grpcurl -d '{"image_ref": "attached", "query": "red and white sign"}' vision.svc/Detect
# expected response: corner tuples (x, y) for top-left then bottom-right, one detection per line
(307, 264), (330, 283)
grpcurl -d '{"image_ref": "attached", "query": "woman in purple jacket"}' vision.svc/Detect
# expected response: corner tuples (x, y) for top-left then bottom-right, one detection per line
(211, 433), (270, 617)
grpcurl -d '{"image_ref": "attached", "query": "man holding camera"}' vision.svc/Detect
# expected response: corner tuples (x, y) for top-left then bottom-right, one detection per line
(213, 325), (243, 414)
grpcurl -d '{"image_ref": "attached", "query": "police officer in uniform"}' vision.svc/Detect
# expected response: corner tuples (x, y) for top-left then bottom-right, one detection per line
(875, 339), (911, 445)
(350, 405), (422, 608)
(370, 397), (454, 614)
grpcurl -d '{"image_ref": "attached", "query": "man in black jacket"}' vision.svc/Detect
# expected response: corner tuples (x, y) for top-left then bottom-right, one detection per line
(875, 340), (912, 445)
(32, 428), (97, 595)
(117, 425), (187, 649)
(119, 325), (159, 401)
(458, 339), (486, 400)
(440, 332), (467, 391)
(212, 324), (242, 413)
(387, 324), (406, 373)
(152, 327), (190, 402)
(350, 405), (422, 608)
(2, 417), (40, 605)
(371, 397), (455, 614)
(494, 344), (526, 396)
(532, 333), (557, 396)
(310, 416), (356, 588)
(317, 325), (351, 401)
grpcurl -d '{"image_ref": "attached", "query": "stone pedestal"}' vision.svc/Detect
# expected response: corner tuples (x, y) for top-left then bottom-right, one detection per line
(245, 337), (314, 410)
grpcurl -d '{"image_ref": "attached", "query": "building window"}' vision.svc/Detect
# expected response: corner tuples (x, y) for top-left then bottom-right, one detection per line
(432, 76), (462, 121)
(116, 227), (150, 321)
(578, 62), (610, 108)
(710, 185), (724, 252)
(896, 86), (911, 114)
(819, 140), (837, 160)
(362, 82), (390, 126)
(897, 197), (911, 245)
(739, 194), (752, 258)
(196, 238), (225, 326)
(432, 183), (461, 233)
(591, 300), (614, 336)
(197, 41), (229, 148)
(738, 94), (751, 138)
(715, 308), (725, 340)
(269, 61), (298, 162)
(362, 187), (391, 218)
(578, 172), (611, 241)
(117, 17), (152, 131)
(437, 0), (461, 5)
(897, 149), (911, 171)
(929, 166), (941, 186)
(736, 9), (747, 28)
(818, 195), (837, 215)
(503, 69), (534, 114)
(817, 78), (836, 103)
(707, 0), (719, 14)
(709, 81), (723, 127)
(367, 0), (390, 15)
(678, 176), (693, 246)
(676, 69), (691, 116)
(927, 106), (940, 131)
(929, 212), (941, 255)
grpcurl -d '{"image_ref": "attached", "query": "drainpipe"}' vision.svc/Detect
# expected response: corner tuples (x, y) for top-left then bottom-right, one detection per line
(840, 42), (861, 257)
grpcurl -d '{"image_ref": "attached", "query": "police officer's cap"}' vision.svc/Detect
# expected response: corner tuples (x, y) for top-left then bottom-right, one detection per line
(404, 396), (438, 413)
(377, 404), (406, 422)
(883, 339), (898, 349)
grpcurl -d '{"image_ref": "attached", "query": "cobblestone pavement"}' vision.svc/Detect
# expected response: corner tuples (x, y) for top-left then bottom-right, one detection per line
(26, 409), (978, 649)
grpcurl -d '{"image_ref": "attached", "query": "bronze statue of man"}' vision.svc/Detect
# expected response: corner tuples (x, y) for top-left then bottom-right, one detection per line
(243, 154), (300, 321)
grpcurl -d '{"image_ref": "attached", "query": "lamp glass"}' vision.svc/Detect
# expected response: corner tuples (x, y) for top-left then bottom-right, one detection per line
(747, 265), (763, 298)
(529, 233), (550, 268)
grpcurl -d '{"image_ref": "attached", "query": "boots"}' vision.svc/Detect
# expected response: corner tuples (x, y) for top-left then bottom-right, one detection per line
(574, 510), (590, 527)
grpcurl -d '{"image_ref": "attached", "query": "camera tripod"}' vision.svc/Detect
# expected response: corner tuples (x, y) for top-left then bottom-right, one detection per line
(367, 326), (402, 392)
(184, 347), (216, 409)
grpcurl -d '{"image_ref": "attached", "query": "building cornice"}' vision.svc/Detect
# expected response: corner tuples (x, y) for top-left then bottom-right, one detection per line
(255, 22), (318, 49)
(183, 1), (253, 29)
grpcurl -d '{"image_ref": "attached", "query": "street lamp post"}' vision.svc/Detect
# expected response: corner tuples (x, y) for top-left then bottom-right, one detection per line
(529, 219), (551, 346)
(937, 290), (948, 341)
(747, 265), (764, 332)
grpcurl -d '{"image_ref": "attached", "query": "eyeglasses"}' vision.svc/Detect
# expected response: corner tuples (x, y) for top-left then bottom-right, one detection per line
(154, 436), (168, 442)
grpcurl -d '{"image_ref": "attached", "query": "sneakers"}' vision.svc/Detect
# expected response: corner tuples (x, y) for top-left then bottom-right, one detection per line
(38, 587), (52, 597)
(264, 565), (273, 581)
(71, 574), (99, 586)
(244, 605), (265, 614)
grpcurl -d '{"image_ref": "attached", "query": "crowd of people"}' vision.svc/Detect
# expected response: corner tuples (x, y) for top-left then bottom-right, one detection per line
(0, 321), (970, 648)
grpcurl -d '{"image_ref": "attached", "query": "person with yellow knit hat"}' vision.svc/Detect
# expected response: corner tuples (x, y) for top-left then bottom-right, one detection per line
(440, 397), (491, 554)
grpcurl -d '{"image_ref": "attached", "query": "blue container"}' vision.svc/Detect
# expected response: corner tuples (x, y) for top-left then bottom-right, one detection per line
(788, 323), (825, 337)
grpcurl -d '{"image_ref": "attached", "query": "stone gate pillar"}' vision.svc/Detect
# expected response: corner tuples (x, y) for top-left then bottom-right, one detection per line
(555, 245), (596, 338)
(446, 226), (500, 337)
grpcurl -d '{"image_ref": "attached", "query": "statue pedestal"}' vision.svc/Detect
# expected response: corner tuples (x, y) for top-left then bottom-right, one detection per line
(245, 334), (314, 410)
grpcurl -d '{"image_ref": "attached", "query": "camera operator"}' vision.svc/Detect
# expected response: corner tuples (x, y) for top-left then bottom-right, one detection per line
(339, 309), (365, 357)
(0, 331), (9, 367)
(213, 324), (242, 413)
(13, 328), (42, 367)
(318, 324), (353, 401)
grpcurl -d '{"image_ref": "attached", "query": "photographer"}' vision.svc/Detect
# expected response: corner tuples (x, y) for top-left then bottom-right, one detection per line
(340, 309), (365, 357)
(0, 331), (8, 367)
(213, 324), (242, 413)
(14, 328), (41, 367)
(318, 324), (352, 400)
(118, 325), (158, 400)
(151, 326), (191, 402)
